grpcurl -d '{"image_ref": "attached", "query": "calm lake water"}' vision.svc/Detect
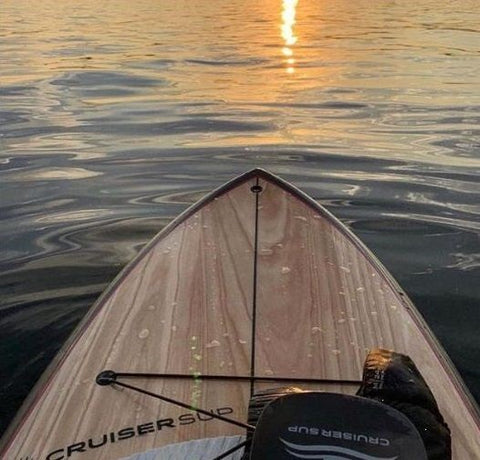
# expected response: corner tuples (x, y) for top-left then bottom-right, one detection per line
(1, 0), (479, 435)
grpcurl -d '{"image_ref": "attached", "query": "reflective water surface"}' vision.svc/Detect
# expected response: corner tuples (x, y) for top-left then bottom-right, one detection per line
(1, 0), (479, 434)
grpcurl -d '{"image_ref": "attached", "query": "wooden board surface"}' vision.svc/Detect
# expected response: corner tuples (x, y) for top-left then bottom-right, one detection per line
(1, 169), (479, 459)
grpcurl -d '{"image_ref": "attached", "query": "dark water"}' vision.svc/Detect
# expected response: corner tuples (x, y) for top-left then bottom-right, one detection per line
(1, 0), (479, 435)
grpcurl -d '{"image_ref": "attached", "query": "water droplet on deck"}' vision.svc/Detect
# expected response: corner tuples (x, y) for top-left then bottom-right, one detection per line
(332, 349), (341, 355)
(138, 329), (150, 339)
(311, 326), (322, 334)
(238, 339), (247, 345)
(193, 354), (202, 361)
(171, 325), (177, 332)
(294, 216), (307, 222)
(356, 287), (365, 292)
(340, 266), (350, 273)
(206, 340), (221, 348)
(264, 369), (274, 376)
(338, 319), (346, 324)
(281, 266), (291, 274)
(371, 311), (378, 316)
(147, 304), (155, 311)
(260, 248), (273, 255)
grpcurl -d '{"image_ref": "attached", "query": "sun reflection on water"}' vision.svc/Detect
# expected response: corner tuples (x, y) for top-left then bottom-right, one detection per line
(281, 0), (299, 74)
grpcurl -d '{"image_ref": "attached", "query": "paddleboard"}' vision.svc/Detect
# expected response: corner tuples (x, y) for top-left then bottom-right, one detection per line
(1, 168), (479, 459)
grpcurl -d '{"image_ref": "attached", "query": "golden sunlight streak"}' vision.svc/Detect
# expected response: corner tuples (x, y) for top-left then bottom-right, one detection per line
(281, 0), (299, 74)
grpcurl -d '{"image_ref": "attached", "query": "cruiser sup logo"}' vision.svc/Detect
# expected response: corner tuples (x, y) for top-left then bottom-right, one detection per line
(248, 393), (427, 460)
(16, 406), (234, 460)
(280, 438), (398, 460)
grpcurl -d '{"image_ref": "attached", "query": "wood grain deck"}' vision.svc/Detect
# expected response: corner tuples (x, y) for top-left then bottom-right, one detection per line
(1, 169), (479, 459)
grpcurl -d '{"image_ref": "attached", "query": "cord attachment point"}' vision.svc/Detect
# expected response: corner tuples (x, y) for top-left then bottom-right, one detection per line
(96, 370), (117, 386)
